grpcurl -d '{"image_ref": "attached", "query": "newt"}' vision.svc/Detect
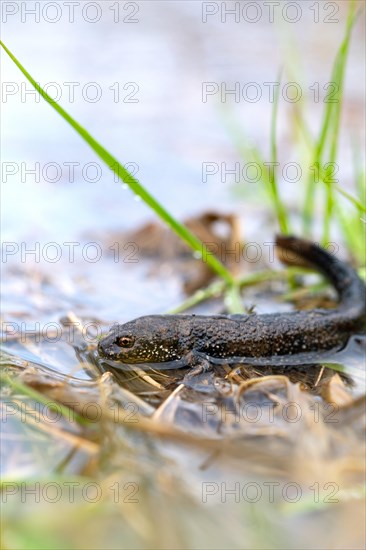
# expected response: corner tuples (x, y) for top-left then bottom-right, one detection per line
(98, 236), (366, 369)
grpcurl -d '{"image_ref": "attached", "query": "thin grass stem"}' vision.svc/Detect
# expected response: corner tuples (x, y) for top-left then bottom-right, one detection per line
(0, 41), (234, 285)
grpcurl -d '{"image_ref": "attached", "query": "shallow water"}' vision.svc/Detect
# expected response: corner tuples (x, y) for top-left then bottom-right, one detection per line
(1, 2), (366, 549)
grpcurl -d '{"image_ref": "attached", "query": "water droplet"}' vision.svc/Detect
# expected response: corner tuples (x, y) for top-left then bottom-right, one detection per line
(134, 194), (141, 202)
(122, 184), (128, 190)
(193, 251), (202, 259)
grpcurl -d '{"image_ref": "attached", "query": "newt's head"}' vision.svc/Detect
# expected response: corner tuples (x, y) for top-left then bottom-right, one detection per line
(98, 316), (185, 364)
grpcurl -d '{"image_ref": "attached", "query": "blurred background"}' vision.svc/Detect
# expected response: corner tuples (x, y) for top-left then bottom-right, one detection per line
(2, 0), (365, 321)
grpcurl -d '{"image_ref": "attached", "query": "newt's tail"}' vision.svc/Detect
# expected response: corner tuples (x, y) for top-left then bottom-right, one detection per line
(276, 235), (366, 321)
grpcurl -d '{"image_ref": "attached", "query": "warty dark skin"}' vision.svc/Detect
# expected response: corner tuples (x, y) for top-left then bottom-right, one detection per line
(98, 236), (366, 368)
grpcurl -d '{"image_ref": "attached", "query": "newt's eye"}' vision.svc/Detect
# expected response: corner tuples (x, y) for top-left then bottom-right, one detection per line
(117, 336), (135, 348)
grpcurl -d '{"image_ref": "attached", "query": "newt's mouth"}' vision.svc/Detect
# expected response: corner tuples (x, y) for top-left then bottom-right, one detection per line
(98, 336), (121, 358)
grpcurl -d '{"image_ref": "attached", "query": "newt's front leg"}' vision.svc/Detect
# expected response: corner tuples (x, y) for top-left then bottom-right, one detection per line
(182, 351), (212, 384)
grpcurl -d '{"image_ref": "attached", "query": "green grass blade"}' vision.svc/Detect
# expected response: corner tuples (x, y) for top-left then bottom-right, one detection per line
(269, 69), (290, 234)
(0, 41), (234, 285)
(335, 203), (365, 264)
(302, 1), (358, 235)
(294, 114), (366, 214)
(322, 2), (358, 244)
(224, 283), (244, 314)
(167, 280), (226, 313)
(221, 105), (289, 233)
(0, 372), (89, 425)
(352, 137), (366, 202)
